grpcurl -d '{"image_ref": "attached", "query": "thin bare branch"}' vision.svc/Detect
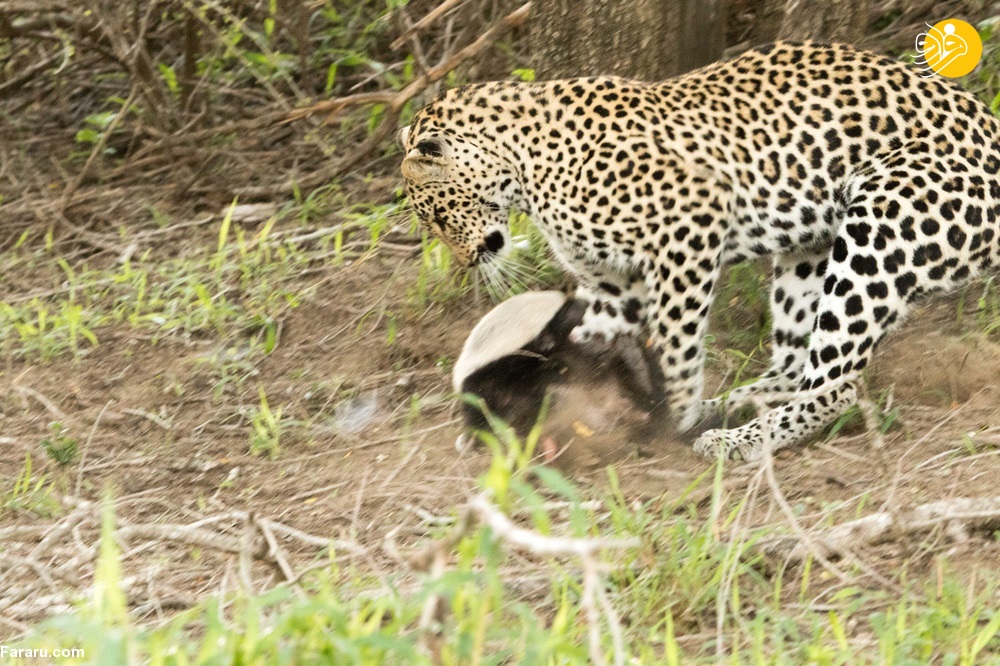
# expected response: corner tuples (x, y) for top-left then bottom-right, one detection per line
(390, 0), (468, 51)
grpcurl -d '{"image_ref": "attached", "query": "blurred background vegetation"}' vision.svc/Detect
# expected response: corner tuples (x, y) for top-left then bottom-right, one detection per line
(2, 0), (998, 234)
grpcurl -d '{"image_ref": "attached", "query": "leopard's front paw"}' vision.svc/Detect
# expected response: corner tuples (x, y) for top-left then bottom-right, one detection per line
(693, 427), (764, 462)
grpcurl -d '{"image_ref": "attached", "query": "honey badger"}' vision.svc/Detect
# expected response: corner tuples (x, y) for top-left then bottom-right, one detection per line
(453, 291), (666, 450)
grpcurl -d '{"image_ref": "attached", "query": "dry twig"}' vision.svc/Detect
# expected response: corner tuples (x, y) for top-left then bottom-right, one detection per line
(390, 0), (468, 50)
(387, 491), (635, 666)
(744, 387), (902, 595)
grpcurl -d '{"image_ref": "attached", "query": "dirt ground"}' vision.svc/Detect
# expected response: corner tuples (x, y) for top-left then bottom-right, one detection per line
(2, 203), (1000, 637)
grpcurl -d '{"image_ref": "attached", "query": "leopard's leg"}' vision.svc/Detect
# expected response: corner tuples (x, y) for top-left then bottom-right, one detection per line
(695, 379), (861, 461)
(569, 275), (648, 344)
(720, 251), (827, 410)
(644, 253), (723, 433)
(540, 237), (649, 343)
(694, 157), (993, 460)
(695, 251), (892, 459)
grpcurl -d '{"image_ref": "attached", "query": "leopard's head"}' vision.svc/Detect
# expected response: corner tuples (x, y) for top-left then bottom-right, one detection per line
(398, 118), (519, 268)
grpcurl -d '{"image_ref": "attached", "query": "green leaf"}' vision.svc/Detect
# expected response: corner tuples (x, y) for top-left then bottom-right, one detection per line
(325, 63), (339, 93)
(971, 610), (1000, 660)
(263, 320), (278, 354)
(158, 63), (179, 97)
(85, 111), (117, 129)
(531, 466), (580, 503)
(75, 128), (101, 144)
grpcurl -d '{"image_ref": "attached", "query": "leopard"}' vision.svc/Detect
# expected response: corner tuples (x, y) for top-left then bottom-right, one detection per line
(398, 41), (1000, 462)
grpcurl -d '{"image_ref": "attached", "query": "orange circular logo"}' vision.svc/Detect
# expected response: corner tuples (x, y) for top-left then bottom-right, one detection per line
(915, 19), (983, 78)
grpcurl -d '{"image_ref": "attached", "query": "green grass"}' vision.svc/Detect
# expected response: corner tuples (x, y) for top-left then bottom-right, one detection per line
(0, 198), (414, 364)
(247, 385), (285, 459)
(3, 453), (61, 519)
(9, 433), (1000, 665)
(4, 164), (998, 666)
(4, 212), (999, 666)
(41, 422), (80, 467)
(405, 212), (566, 310)
(6, 13), (1000, 663)
(972, 277), (1000, 337)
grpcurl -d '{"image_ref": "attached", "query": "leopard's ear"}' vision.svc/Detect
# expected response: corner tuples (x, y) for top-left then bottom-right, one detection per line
(396, 125), (410, 148)
(401, 136), (449, 183)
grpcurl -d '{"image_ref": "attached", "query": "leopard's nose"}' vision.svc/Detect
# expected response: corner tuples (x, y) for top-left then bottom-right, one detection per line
(477, 231), (505, 258)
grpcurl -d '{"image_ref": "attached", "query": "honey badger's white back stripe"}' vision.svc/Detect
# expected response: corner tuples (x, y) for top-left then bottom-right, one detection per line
(453, 291), (566, 393)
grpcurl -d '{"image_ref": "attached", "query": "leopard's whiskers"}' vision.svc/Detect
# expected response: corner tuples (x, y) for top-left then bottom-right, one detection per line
(478, 259), (510, 301)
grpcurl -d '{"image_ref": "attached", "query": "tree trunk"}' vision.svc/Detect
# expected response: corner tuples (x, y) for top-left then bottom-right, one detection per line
(529, 0), (724, 81)
(747, 0), (786, 44)
(778, 0), (871, 43)
(679, 0), (725, 74)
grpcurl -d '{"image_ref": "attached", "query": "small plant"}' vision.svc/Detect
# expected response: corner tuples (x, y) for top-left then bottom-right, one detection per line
(196, 347), (260, 402)
(712, 260), (772, 352)
(407, 232), (466, 308)
(0, 299), (101, 362)
(248, 386), (284, 459)
(404, 211), (563, 309)
(975, 276), (1000, 336)
(825, 386), (901, 440)
(4, 453), (59, 517)
(74, 112), (118, 154)
(41, 422), (79, 466)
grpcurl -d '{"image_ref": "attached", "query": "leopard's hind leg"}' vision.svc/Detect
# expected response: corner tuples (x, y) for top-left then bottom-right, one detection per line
(718, 250), (828, 410)
(695, 152), (996, 459)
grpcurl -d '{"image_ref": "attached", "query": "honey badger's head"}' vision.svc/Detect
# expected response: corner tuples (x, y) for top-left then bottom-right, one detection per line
(453, 292), (580, 434)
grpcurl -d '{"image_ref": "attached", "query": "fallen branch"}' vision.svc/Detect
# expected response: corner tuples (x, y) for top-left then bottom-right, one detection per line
(29, 503), (92, 561)
(12, 385), (75, 425)
(255, 517), (298, 584)
(119, 522), (264, 557)
(771, 496), (1000, 563)
(258, 517), (367, 557)
(473, 493), (635, 666)
(750, 386), (902, 593)
(468, 494), (637, 557)
(0, 503), (372, 626)
(388, 491), (635, 666)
